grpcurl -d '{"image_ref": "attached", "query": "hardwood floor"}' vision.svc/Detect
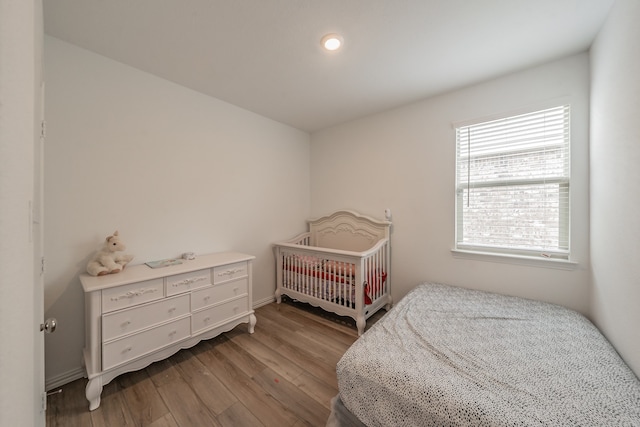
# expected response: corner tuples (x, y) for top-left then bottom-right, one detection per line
(46, 299), (385, 427)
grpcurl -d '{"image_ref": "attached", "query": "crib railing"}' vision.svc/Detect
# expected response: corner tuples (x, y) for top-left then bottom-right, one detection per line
(362, 242), (389, 304)
(275, 236), (390, 310)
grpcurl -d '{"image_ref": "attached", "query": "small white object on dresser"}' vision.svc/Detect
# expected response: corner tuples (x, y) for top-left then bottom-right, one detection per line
(79, 251), (256, 410)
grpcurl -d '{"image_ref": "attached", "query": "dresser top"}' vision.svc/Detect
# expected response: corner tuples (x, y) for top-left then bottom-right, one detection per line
(80, 251), (254, 292)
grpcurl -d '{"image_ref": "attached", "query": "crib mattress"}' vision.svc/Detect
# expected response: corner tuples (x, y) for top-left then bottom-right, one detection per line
(337, 283), (640, 426)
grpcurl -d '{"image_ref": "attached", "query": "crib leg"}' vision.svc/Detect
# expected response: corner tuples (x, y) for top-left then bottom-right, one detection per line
(385, 295), (393, 311)
(356, 316), (366, 336)
(275, 287), (282, 304)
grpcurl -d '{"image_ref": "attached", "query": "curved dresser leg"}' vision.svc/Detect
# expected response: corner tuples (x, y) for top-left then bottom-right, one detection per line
(248, 313), (257, 334)
(356, 316), (366, 336)
(85, 376), (103, 411)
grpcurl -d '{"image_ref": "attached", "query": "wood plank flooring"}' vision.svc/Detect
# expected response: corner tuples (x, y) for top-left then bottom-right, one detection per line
(46, 299), (385, 427)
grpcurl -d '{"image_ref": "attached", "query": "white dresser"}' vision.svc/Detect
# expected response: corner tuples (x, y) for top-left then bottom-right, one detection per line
(79, 251), (256, 410)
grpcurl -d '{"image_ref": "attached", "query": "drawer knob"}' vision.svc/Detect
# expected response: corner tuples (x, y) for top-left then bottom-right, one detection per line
(121, 320), (131, 327)
(123, 346), (132, 353)
(169, 330), (177, 337)
(168, 307), (176, 313)
(204, 316), (210, 322)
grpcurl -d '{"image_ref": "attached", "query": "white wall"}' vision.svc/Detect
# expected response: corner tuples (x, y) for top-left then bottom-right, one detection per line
(590, 0), (640, 376)
(43, 36), (310, 387)
(311, 54), (591, 314)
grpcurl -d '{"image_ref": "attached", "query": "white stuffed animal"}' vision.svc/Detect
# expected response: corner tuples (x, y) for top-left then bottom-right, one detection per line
(86, 230), (134, 276)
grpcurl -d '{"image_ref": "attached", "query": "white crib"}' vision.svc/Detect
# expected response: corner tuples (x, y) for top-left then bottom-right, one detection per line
(274, 210), (392, 335)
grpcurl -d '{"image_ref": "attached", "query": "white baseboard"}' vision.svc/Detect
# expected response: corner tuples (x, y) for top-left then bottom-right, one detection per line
(46, 366), (85, 391)
(253, 295), (276, 309)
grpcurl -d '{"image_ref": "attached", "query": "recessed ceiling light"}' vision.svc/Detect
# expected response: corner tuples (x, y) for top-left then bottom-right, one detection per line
(321, 33), (343, 51)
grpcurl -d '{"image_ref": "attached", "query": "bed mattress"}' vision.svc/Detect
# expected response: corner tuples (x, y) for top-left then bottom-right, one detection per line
(336, 283), (640, 426)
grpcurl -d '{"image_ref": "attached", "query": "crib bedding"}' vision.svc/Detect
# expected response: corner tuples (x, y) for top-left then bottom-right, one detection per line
(336, 283), (640, 426)
(282, 256), (387, 304)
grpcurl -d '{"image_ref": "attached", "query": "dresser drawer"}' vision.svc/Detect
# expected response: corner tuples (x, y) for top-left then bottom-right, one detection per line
(102, 294), (190, 341)
(191, 296), (248, 335)
(166, 269), (211, 296)
(101, 278), (164, 313)
(191, 279), (248, 311)
(213, 261), (248, 284)
(102, 316), (190, 370)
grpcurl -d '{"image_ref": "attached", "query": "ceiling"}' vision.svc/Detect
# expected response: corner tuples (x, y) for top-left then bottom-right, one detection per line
(43, 0), (615, 133)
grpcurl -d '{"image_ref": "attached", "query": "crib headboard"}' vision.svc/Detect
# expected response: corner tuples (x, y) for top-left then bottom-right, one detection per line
(307, 210), (391, 252)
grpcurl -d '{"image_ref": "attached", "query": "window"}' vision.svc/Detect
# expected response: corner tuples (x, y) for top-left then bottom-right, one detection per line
(455, 105), (570, 259)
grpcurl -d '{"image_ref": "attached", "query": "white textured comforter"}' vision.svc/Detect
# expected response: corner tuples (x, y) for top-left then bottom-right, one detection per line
(336, 283), (640, 426)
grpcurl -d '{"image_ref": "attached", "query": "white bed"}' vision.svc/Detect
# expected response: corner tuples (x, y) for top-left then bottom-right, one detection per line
(331, 282), (640, 426)
(274, 210), (392, 335)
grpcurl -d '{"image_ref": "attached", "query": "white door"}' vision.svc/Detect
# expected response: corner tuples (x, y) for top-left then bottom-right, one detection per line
(0, 1), (46, 425)
(33, 81), (47, 425)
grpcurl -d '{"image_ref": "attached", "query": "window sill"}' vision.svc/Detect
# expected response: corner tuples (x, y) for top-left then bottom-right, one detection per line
(451, 249), (578, 270)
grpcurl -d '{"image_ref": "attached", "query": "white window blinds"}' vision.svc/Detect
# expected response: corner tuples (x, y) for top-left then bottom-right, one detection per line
(455, 105), (570, 258)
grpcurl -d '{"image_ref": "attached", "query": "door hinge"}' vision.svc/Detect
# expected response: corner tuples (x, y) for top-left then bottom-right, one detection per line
(40, 120), (46, 139)
(41, 257), (45, 275)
